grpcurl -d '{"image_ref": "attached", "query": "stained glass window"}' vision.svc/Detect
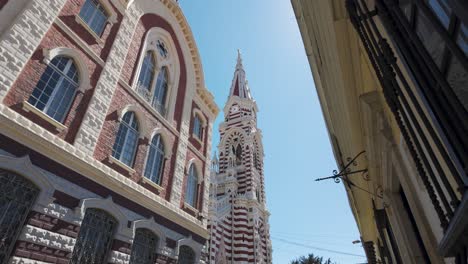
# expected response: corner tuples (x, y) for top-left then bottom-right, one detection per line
(28, 56), (78, 122)
(0, 170), (39, 263)
(70, 208), (117, 264)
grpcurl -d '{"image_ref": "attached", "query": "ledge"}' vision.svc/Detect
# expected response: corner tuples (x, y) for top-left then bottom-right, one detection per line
(438, 190), (468, 257)
(183, 202), (199, 214)
(108, 155), (136, 174)
(141, 176), (164, 192)
(22, 101), (67, 132)
(192, 134), (203, 145)
(75, 15), (105, 45)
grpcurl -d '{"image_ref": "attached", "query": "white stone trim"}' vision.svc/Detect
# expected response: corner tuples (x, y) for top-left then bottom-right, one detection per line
(22, 101), (68, 131)
(42, 47), (91, 92)
(108, 250), (130, 264)
(186, 158), (204, 183)
(0, 154), (55, 207)
(131, 27), (180, 123)
(75, 196), (133, 241)
(9, 257), (50, 264)
(19, 225), (76, 252)
(141, 176), (164, 191)
(0, 0), (68, 101)
(118, 104), (149, 139)
(109, 155), (136, 174)
(175, 236), (203, 263)
(148, 127), (173, 158)
(192, 108), (207, 127)
(54, 19), (105, 66)
(132, 217), (167, 252)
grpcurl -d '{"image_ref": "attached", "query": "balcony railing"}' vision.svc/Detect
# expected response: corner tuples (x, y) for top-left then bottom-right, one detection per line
(346, 0), (467, 261)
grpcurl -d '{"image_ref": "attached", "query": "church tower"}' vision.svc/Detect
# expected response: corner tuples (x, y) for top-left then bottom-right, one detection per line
(208, 52), (272, 264)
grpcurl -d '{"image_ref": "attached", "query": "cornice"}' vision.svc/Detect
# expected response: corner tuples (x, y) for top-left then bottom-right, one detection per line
(0, 105), (209, 239)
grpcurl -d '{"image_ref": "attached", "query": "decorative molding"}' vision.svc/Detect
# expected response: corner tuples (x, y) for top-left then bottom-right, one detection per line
(109, 155), (136, 174)
(42, 47), (92, 91)
(175, 235), (203, 263)
(22, 101), (68, 131)
(132, 216), (167, 252)
(0, 154), (55, 207)
(76, 196), (133, 240)
(54, 18), (105, 66)
(118, 104), (149, 139)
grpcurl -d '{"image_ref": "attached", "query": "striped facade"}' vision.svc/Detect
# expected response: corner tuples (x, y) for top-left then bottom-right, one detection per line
(207, 53), (272, 264)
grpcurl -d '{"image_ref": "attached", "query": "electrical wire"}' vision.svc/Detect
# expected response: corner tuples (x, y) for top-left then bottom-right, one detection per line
(272, 236), (366, 258)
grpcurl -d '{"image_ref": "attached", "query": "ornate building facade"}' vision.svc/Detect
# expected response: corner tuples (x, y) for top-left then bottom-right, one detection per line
(208, 53), (272, 264)
(292, 0), (467, 263)
(0, 0), (218, 263)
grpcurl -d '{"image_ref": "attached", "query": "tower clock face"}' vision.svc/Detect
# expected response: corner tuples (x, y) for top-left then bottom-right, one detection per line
(231, 105), (239, 113)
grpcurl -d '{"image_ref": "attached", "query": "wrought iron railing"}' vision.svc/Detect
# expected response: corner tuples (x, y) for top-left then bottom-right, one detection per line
(346, 0), (467, 261)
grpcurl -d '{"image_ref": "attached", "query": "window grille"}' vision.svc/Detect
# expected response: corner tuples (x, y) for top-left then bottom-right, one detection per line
(129, 228), (159, 264)
(28, 56), (79, 122)
(0, 170), (39, 263)
(79, 0), (109, 36)
(144, 134), (165, 185)
(70, 208), (117, 264)
(178, 245), (196, 264)
(185, 165), (198, 207)
(112, 111), (139, 167)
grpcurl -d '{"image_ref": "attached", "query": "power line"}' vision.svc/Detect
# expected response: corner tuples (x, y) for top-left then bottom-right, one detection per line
(272, 236), (366, 258)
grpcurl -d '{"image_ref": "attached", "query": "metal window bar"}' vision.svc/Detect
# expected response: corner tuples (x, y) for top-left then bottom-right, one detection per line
(345, 0), (468, 230)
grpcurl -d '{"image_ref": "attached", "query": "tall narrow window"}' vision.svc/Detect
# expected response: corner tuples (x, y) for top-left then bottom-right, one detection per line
(112, 111), (139, 167)
(129, 229), (159, 264)
(79, 0), (109, 36)
(144, 134), (165, 185)
(185, 164), (198, 208)
(28, 56), (79, 122)
(0, 170), (39, 263)
(192, 115), (203, 140)
(70, 208), (116, 264)
(152, 67), (168, 115)
(178, 245), (196, 264)
(137, 52), (156, 101)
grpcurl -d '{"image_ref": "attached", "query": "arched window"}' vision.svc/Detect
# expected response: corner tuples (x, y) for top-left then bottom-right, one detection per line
(192, 115), (203, 140)
(178, 245), (196, 264)
(185, 164), (198, 208)
(136, 51), (156, 100)
(129, 228), (159, 264)
(70, 208), (116, 264)
(152, 67), (168, 115)
(28, 56), (79, 122)
(0, 170), (40, 263)
(144, 134), (165, 185)
(79, 0), (109, 36)
(112, 111), (139, 167)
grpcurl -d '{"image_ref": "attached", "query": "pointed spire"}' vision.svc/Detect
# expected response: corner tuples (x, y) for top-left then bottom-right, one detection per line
(229, 50), (252, 100)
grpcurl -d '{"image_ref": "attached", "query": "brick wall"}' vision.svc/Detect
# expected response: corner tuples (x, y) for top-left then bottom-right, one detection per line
(3, 24), (102, 143)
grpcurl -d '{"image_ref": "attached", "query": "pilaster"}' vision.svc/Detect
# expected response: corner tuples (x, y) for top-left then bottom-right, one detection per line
(0, 0), (67, 101)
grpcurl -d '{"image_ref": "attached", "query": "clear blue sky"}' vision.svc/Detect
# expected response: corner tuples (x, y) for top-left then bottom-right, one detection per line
(179, 1), (366, 263)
